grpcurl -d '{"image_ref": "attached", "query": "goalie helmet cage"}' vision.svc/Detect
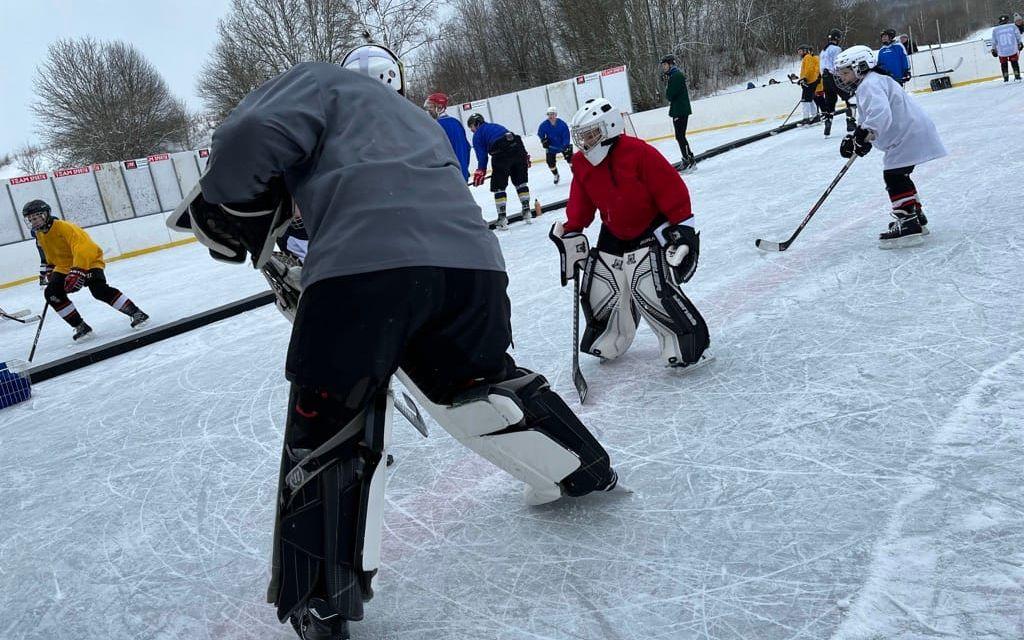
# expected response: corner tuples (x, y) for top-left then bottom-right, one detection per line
(0, 360), (32, 409)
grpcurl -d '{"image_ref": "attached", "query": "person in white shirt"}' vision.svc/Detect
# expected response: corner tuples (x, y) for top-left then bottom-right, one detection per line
(820, 28), (853, 135)
(834, 45), (947, 248)
(991, 15), (1023, 82)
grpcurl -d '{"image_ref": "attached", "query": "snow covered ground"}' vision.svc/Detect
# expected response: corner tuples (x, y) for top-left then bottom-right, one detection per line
(2, 79), (1023, 640)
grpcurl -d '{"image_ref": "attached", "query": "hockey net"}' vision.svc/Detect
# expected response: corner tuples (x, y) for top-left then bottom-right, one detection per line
(0, 359), (32, 410)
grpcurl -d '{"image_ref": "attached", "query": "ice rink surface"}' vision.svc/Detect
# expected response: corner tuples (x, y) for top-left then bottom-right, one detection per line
(2, 80), (1023, 639)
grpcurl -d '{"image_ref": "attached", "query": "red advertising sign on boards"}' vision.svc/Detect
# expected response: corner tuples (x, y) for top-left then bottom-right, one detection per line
(462, 103), (472, 111)
(576, 76), (585, 84)
(124, 160), (138, 170)
(147, 153), (170, 162)
(93, 164), (103, 171)
(9, 173), (48, 185)
(54, 166), (91, 178)
(198, 149), (210, 158)
(601, 66), (626, 76)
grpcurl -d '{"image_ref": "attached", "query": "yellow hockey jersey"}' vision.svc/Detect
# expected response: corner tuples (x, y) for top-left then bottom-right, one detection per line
(800, 54), (823, 91)
(35, 219), (105, 274)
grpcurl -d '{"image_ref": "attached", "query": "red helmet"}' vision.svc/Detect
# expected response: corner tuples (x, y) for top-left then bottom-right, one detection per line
(425, 92), (449, 109)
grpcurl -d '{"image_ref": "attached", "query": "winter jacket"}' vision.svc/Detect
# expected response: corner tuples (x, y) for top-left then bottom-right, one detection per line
(471, 121), (511, 171)
(799, 53), (823, 91)
(537, 118), (571, 153)
(438, 114), (471, 180)
(34, 220), (105, 274)
(854, 70), (947, 170)
(665, 67), (692, 118)
(877, 43), (911, 81)
(564, 135), (693, 240)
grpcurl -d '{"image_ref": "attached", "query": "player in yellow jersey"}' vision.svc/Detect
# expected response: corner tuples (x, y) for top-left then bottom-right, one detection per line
(22, 199), (149, 341)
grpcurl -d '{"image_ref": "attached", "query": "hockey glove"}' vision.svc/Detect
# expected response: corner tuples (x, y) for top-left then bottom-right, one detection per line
(167, 181), (293, 269)
(654, 222), (700, 284)
(797, 79), (808, 88)
(991, 49), (998, 57)
(472, 169), (486, 186)
(541, 135), (550, 149)
(64, 267), (87, 293)
(548, 222), (590, 287)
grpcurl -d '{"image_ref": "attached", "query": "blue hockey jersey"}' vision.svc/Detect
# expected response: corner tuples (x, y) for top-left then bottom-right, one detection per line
(471, 121), (510, 171)
(537, 118), (571, 153)
(437, 115), (471, 180)
(876, 43), (910, 81)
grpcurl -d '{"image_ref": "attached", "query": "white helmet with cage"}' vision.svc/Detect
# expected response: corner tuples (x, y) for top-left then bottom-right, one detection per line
(570, 98), (625, 166)
(340, 44), (405, 95)
(834, 45), (876, 93)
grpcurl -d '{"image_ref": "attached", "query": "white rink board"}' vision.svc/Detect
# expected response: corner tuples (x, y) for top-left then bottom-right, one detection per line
(517, 86), (550, 136)
(122, 163), (161, 216)
(488, 92), (524, 135)
(0, 185), (24, 244)
(600, 66), (633, 113)
(456, 99), (491, 130)
(574, 72), (603, 106)
(149, 156), (182, 212)
(172, 152), (201, 196)
(94, 162), (135, 222)
(545, 80), (578, 122)
(52, 169), (107, 228)
(8, 176), (63, 237)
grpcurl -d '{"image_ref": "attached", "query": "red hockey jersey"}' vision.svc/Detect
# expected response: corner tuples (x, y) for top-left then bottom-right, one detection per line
(564, 135), (693, 240)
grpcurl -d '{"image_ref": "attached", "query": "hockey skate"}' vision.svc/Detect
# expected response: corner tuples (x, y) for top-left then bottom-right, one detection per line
(496, 214), (509, 231)
(879, 210), (925, 249)
(552, 170), (560, 185)
(823, 115), (833, 137)
(289, 598), (350, 640)
(669, 350), (715, 373)
(524, 468), (628, 506)
(522, 206), (532, 224)
(72, 321), (93, 342)
(130, 309), (150, 328)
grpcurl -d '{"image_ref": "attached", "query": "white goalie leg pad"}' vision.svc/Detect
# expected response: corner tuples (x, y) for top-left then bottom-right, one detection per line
(361, 389), (392, 578)
(395, 370), (581, 504)
(625, 246), (687, 365)
(580, 250), (639, 360)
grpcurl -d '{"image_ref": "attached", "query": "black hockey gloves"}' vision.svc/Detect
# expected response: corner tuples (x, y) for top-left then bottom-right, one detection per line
(549, 222), (590, 286)
(840, 127), (873, 158)
(655, 223), (700, 284)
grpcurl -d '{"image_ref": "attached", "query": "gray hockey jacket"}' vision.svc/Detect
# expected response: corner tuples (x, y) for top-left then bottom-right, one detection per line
(200, 62), (505, 287)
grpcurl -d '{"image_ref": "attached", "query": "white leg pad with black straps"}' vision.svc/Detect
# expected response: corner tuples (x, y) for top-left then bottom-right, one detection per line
(579, 250), (639, 360)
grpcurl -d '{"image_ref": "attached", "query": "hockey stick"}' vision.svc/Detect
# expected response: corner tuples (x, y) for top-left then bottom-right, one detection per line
(1, 308), (40, 324)
(778, 100), (802, 129)
(27, 302), (49, 362)
(571, 264), (588, 404)
(755, 154), (857, 252)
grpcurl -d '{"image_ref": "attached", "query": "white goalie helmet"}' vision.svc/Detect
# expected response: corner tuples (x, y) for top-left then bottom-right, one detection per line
(834, 45), (876, 92)
(570, 98), (625, 165)
(340, 44), (405, 95)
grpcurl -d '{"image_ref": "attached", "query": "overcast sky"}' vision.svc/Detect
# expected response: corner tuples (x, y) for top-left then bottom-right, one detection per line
(0, 0), (231, 155)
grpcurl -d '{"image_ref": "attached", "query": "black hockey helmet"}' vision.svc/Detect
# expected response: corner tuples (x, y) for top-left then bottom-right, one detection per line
(828, 28), (842, 42)
(467, 112), (485, 128)
(660, 54), (676, 65)
(880, 28), (897, 40)
(21, 199), (54, 232)
(998, 14), (1010, 24)
(796, 44), (813, 54)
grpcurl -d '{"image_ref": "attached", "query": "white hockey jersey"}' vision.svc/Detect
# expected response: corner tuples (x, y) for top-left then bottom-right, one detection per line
(855, 71), (947, 170)
(992, 23), (1023, 57)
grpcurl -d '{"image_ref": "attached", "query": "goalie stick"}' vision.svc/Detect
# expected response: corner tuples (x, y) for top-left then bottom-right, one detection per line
(571, 265), (588, 404)
(756, 154), (857, 252)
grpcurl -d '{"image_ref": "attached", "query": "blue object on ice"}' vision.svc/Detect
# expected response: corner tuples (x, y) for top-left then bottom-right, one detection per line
(0, 361), (32, 409)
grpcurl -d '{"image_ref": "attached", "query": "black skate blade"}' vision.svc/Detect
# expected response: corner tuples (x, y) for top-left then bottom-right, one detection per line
(879, 233), (925, 250)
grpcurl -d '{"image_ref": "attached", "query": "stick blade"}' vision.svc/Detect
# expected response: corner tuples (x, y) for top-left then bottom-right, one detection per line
(573, 367), (589, 404)
(755, 238), (786, 252)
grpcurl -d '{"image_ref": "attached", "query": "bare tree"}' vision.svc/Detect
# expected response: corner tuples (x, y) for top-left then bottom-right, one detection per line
(32, 37), (189, 166)
(352, 0), (446, 58)
(13, 143), (48, 175)
(197, 0), (361, 119)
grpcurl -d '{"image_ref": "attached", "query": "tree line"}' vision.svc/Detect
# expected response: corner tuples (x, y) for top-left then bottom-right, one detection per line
(10, 0), (998, 173)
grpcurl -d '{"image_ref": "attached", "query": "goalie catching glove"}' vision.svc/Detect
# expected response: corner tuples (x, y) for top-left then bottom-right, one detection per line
(653, 222), (700, 284)
(167, 180), (293, 269)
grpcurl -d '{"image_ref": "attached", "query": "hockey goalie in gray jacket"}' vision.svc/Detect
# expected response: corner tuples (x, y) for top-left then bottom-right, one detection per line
(169, 45), (619, 640)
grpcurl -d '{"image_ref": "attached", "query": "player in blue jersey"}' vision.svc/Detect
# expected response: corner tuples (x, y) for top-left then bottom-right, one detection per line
(423, 92), (471, 180)
(536, 106), (572, 184)
(468, 113), (532, 229)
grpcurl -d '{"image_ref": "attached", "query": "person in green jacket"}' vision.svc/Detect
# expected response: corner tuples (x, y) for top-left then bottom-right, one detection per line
(661, 54), (695, 171)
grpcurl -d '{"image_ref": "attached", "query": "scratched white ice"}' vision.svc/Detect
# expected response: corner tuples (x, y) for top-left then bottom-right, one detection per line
(1, 79), (1022, 640)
